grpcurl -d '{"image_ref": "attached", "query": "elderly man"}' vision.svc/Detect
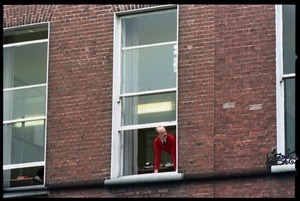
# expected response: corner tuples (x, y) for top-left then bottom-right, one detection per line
(153, 125), (176, 173)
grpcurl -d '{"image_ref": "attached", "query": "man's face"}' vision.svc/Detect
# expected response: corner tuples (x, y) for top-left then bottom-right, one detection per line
(157, 127), (167, 141)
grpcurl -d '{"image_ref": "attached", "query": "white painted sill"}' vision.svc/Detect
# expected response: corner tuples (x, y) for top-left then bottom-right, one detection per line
(271, 164), (296, 173)
(104, 172), (184, 186)
(3, 189), (49, 198)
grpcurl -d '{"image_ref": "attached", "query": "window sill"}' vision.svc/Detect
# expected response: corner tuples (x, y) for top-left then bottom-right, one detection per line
(271, 164), (296, 173)
(3, 186), (49, 198)
(104, 172), (184, 186)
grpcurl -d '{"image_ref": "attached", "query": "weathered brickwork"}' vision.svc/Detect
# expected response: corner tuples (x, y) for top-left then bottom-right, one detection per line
(213, 4), (277, 175)
(3, 4), (295, 198)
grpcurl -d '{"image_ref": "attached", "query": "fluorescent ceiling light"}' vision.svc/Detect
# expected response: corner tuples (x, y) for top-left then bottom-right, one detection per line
(138, 101), (173, 114)
(14, 120), (44, 128)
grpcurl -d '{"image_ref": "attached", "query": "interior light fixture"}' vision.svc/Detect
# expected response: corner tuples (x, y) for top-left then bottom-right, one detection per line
(13, 120), (45, 128)
(138, 101), (173, 114)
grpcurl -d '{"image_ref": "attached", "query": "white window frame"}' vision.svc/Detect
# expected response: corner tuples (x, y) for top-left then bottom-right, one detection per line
(109, 5), (183, 183)
(3, 22), (50, 189)
(274, 5), (296, 172)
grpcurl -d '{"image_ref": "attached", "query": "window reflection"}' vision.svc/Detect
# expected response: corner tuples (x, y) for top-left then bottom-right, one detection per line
(122, 9), (177, 47)
(284, 78), (295, 152)
(122, 92), (176, 126)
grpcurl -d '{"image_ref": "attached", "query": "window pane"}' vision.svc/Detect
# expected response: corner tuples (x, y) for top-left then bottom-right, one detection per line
(3, 86), (46, 121)
(123, 130), (137, 176)
(284, 78), (295, 152)
(3, 123), (22, 165)
(3, 24), (48, 44)
(3, 42), (47, 88)
(122, 92), (176, 126)
(122, 44), (177, 93)
(3, 121), (45, 165)
(3, 166), (44, 188)
(282, 5), (296, 74)
(23, 120), (45, 163)
(122, 9), (177, 47)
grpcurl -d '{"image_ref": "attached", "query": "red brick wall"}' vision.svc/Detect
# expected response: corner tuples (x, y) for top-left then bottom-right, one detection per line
(3, 4), (295, 198)
(177, 4), (215, 177)
(213, 5), (277, 174)
(46, 4), (114, 185)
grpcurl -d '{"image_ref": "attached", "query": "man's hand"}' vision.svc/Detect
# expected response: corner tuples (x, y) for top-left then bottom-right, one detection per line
(154, 169), (159, 173)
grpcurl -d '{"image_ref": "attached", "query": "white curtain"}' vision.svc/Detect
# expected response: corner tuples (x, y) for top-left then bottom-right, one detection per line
(122, 18), (139, 176)
(3, 47), (14, 188)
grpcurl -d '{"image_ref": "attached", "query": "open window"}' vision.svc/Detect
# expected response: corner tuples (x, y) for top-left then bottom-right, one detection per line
(111, 6), (178, 179)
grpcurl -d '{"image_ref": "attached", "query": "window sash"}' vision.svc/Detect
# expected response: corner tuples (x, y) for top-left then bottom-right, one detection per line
(3, 41), (48, 89)
(3, 120), (46, 165)
(121, 44), (177, 94)
(3, 86), (47, 122)
(121, 92), (176, 126)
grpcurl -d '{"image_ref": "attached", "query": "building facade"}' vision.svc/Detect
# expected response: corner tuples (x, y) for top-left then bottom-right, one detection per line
(3, 4), (297, 198)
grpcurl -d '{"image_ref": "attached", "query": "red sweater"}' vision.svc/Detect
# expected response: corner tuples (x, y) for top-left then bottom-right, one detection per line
(153, 133), (176, 170)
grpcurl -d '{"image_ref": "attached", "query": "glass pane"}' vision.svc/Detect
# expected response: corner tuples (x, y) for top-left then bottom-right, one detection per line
(282, 5), (296, 74)
(3, 123), (22, 165)
(3, 120), (45, 165)
(284, 78), (295, 152)
(3, 166), (44, 188)
(23, 120), (45, 163)
(3, 86), (46, 121)
(3, 42), (47, 88)
(122, 92), (176, 126)
(122, 44), (177, 93)
(123, 130), (136, 176)
(4, 24), (48, 44)
(122, 9), (177, 47)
